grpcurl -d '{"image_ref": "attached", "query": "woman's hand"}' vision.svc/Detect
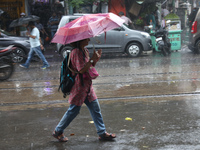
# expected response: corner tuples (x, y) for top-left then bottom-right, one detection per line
(91, 49), (102, 61)
(97, 49), (102, 59)
(90, 49), (102, 67)
(79, 49), (102, 74)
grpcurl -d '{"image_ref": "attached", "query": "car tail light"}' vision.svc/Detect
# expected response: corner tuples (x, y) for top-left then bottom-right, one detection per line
(191, 21), (197, 34)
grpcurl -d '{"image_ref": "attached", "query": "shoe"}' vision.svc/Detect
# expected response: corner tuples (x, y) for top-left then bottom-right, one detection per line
(41, 65), (50, 69)
(99, 132), (116, 141)
(19, 64), (28, 69)
(52, 130), (68, 142)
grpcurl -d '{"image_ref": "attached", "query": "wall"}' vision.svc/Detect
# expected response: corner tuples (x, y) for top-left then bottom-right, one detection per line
(0, 0), (25, 19)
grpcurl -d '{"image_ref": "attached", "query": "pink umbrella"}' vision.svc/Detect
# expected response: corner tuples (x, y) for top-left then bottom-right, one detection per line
(51, 13), (125, 45)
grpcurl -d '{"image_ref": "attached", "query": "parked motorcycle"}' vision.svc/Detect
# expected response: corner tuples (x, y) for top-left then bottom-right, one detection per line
(0, 45), (16, 81)
(144, 25), (171, 56)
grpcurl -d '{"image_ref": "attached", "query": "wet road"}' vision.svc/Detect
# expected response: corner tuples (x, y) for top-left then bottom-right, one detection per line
(1, 46), (200, 149)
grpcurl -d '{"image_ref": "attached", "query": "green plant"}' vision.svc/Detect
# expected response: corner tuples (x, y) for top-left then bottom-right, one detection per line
(135, 19), (144, 26)
(164, 13), (180, 20)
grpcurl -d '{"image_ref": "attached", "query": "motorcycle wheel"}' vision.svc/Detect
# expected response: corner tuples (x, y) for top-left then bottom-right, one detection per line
(167, 43), (171, 54)
(0, 63), (14, 81)
(167, 47), (171, 54)
(161, 47), (167, 56)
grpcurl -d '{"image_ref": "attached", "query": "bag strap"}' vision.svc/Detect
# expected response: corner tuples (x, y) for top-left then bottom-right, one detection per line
(67, 52), (78, 74)
(67, 51), (84, 86)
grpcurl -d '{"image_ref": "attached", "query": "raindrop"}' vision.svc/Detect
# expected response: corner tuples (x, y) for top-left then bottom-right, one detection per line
(30, 143), (33, 150)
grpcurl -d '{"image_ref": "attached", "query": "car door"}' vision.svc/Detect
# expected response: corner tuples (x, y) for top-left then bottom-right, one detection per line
(87, 27), (125, 53)
(0, 33), (10, 47)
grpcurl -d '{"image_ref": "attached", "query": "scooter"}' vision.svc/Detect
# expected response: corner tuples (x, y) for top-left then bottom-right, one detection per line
(144, 25), (171, 56)
(155, 26), (171, 56)
(0, 45), (16, 81)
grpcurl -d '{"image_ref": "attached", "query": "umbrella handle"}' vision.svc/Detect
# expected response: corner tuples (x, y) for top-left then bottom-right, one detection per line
(93, 44), (95, 51)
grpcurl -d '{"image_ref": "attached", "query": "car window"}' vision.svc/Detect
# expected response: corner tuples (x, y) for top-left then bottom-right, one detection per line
(0, 29), (14, 36)
(113, 26), (124, 31)
(69, 18), (76, 22)
(60, 17), (79, 27)
(189, 8), (199, 23)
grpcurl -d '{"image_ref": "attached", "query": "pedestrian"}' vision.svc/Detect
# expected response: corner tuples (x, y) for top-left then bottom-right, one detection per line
(52, 38), (116, 142)
(19, 21), (49, 69)
(145, 12), (156, 29)
(35, 19), (48, 45)
(19, 12), (28, 36)
(118, 11), (134, 28)
(162, 6), (169, 17)
(47, 11), (59, 39)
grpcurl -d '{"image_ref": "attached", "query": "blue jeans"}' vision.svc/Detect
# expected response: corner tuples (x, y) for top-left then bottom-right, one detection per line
(24, 46), (49, 68)
(51, 31), (56, 39)
(55, 99), (106, 136)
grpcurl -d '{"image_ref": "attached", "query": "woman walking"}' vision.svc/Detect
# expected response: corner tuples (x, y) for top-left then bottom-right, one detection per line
(52, 38), (116, 142)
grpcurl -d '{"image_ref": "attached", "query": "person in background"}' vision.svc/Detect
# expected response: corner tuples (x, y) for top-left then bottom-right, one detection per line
(146, 12), (156, 30)
(57, 11), (63, 21)
(161, 6), (169, 28)
(19, 13), (28, 36)
(35, 19), (48, 45)
(162, 6), (169, 17)
(19, 21), (49, 69)
(154, 8), (161, 28)
(118, 12), (133, 27)
(47, 11), (59, 39)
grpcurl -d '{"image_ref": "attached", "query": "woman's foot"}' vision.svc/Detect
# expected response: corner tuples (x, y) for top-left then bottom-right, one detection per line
(52, 130), (68, 142)
(99, 132), (116, 141)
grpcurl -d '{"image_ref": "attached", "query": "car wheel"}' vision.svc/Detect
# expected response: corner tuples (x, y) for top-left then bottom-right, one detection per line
(195, 40), (200, 54)
(0, 63), (14, 81)
(126, 42), (142, 57)
(61, 46), (72, 59)
(11, 47), (26, 63)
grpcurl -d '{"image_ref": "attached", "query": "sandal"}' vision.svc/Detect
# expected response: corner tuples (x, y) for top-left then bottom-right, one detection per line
(52, 130), (68, 142)
(99, 132), (116, 141)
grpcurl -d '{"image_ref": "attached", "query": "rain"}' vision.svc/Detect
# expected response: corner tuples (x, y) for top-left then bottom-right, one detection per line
(1, 0), (200, 150)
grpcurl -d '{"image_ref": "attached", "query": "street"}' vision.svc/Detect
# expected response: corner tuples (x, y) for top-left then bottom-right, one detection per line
(1, 45), (200, 150)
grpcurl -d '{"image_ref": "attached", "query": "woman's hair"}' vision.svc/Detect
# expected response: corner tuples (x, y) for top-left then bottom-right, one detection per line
(70, 39), (86, 60)
(70, 41), (80, 48)
(70, 39), (85, 49)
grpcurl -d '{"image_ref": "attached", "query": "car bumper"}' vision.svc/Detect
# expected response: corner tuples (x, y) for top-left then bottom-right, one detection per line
(188, 44), (195, 51)
(143, 39), (152, 51)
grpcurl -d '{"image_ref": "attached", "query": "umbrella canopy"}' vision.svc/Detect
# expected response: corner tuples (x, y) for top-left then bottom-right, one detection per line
(51, 13), (125, 45)
(9, 15), (40, 27)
